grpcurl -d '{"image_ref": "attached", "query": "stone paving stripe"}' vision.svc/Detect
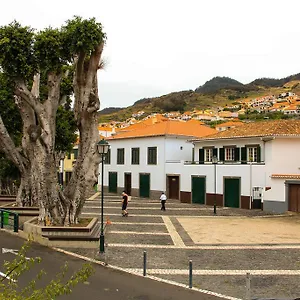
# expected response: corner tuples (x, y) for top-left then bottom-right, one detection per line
(87, 192), (100, 200)
(108, 243), (300, 249)
(99, 221), (164, 226)
(86, 206), (208, 210)
(53, 247), (240, 300)
(121, 268), (300, 276)
(83, 212), (236, 218)
(109, 231), (170, 236)
(162, 216), (185, 247)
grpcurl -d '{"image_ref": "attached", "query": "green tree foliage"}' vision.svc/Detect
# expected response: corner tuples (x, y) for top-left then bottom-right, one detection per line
(0, 241), (94, 299)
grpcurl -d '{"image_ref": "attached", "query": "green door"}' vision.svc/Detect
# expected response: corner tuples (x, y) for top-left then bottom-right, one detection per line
(224, 178), (240, 208)
(140, 174), (150, 198)
(109, 172), (118, 193)
(192, 176), (206, 204)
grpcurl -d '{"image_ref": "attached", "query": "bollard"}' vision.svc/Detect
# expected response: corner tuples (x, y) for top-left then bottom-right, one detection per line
(13, 214), (19, 233)
(143, 251), (147, 276)
(0, 211), (3, 228)
(245, 272), (251, 300)
(189, 260), (193, 288)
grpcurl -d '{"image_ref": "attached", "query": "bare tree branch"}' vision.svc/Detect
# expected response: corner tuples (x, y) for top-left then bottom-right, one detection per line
(0, 115), (27, 172)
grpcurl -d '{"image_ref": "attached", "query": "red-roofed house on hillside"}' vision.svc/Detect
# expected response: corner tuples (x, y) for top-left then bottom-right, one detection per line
(215, 121), (244, 132)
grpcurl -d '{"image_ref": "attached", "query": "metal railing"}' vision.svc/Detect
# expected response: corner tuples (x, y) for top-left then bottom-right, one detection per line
(0, 209), (19, 232)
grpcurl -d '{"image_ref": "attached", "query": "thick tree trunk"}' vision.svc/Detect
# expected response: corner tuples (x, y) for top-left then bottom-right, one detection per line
(16, 171), (34, 206)
(1, 46), (104, 225)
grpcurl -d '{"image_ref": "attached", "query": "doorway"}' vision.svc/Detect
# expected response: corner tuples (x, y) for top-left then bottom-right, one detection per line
(124, 173), (132, 196)
(167, 175), (179, 200)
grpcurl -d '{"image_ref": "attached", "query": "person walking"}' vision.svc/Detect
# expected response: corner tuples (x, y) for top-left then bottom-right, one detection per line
(160, 192), (167, 211)
(122, 191), (129, 217)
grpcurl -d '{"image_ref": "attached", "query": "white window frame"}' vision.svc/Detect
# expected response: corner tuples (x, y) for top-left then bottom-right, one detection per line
(247, 146), (257, 162)
(225, 147), (234, 161)
(204, 148), (213, 162)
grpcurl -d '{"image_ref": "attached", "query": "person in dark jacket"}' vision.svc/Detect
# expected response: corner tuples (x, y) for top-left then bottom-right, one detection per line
(122, 191), (129, 217)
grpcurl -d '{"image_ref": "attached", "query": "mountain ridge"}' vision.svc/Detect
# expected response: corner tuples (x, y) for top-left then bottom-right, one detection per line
(99, 73), (300, 122)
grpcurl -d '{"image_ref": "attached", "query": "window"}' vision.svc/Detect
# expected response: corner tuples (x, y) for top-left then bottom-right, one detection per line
(67, 152), (71, 159)
(247, 146), (258, 162)
(104, 149), (111, 164)
(73, 149), (78, 159)
(225, 147), (235, 161)
(204, 148), (213, 162)
(147, 147), (157, 165)
(117, 148), (125, 164)
(131, 148), (140, 165)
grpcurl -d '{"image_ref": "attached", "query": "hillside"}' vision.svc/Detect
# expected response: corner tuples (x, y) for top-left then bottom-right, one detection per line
(195, 76), (250, 94)
(98, 73), (300, 123)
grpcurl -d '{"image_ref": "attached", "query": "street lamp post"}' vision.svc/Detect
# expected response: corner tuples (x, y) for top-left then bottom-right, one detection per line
(97, 139), (110, 253)
(212, 155), (218, 215)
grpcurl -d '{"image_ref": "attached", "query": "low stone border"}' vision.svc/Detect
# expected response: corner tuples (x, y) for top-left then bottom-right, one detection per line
(17, 217), (100, 248)
(23, 217), (98, 237)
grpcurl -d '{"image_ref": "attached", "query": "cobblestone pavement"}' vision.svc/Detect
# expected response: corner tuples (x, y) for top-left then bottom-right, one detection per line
(65, 195), (300, 299)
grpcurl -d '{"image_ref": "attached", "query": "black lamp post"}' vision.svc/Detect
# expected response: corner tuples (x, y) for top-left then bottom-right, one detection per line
(97, 139), (110, 253)
(212, 155), (218, 215)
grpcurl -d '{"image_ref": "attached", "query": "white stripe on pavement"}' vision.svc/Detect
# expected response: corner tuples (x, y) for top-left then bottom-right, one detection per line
(108, 243), (300, 250)
(85, 206), (208, 210)
(122, 268), (300, 276)
(109, 231), (169, 236)
(82, 212), (225, 218)
(108, 222), (165, 226)
(0, 271), (16, 282)
(162, 216), (185, 247)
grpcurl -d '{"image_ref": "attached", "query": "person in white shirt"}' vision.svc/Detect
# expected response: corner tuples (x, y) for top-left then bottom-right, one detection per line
(160, 192), (167, 211)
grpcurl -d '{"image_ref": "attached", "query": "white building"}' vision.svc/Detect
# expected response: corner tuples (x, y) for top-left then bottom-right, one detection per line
(174, 119), (300, 213)
(100, 119), (300, 214)
(100, 120), (216, 199)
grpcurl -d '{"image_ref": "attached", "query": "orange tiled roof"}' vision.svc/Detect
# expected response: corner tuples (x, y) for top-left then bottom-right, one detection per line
(108, 120), (216, 140)
(271, 174), (300, 179)
(193, 120), (300, 141)
(215, 121), (244, 128)
(187, 119), (204, 125)
(98, 125), (113, 132)
(117, 122), (149, 132)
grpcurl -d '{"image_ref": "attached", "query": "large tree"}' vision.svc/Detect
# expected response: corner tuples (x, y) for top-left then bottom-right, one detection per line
(0, 17), (105, 225)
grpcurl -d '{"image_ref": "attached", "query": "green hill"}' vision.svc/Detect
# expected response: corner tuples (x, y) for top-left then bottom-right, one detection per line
(98, 73), (300, 123)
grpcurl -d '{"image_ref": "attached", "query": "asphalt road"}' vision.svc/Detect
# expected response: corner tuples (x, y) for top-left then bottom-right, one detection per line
(0, 231), (219, 300)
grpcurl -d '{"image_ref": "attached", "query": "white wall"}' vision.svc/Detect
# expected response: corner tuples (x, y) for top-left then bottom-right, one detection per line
(101, 136), (194, 193)
(166, 162), (265, 196)
(264, 138), (300, 202)
(165, 136), (193, 161)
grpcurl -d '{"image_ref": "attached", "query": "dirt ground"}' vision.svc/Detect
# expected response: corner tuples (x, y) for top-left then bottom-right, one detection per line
(177, 215), (300, 244)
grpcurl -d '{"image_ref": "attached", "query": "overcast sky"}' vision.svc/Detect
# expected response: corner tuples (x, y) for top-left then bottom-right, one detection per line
(1, 0), (299, 109)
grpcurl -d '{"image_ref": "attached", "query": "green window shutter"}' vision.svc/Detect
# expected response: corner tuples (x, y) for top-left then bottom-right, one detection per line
(199, 148), (204, 164)
(234, 147), (240, 162)
(73, 149), (78, 159)
(213, 148), (218, 157)
(219, 148), (225, 162)
(132, 148), (140, 165)
(192, 148), (195, 162)
(148, 147), (157, 165)
(117, 148), (124, 164)
(257, 146), (261, 162)
(241, 147), (247, 164)
(105, 149), (111, 164)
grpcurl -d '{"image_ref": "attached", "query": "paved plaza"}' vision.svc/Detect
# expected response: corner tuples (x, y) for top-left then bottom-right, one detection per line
(65, 194), (300, 299)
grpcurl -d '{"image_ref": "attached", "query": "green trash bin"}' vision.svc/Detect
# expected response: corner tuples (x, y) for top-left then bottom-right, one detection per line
(3, 212), (9, 225)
